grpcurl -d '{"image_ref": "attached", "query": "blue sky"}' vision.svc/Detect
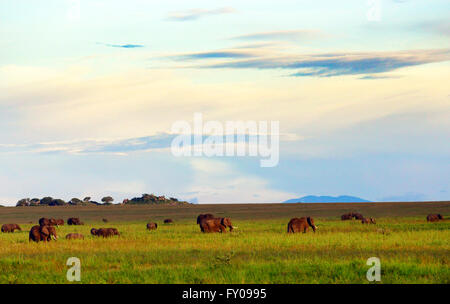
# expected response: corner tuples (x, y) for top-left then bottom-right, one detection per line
(0, 0), (449, 205)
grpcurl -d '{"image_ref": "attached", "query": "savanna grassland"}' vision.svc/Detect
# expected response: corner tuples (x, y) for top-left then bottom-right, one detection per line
(0, 202), (449, 284)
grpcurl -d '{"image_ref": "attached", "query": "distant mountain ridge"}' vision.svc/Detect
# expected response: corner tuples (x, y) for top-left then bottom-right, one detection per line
(283, 195), (371, 203)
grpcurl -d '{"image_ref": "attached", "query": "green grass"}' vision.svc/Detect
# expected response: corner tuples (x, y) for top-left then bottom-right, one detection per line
(0, 216), (449, 284)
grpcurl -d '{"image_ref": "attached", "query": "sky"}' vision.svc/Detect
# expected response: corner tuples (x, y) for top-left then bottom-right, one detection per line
(0, 0), (449, 205)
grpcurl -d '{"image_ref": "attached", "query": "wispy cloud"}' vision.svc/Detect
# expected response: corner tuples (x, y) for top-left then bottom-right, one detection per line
(168, 48), (450, 77)
(232, 30), (326, 41)
(167, 7), (236, 21)
(173, 51), (255, 61)
(99, 43), (144, 49)
(0, 134), (174, 155)
(358, 75), (402, 80)
(0, 133), (300, 155)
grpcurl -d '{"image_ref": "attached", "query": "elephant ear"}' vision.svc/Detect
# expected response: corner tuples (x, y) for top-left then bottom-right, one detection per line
(40, 226), (50, 236)
(222, 218), (231, 227)
(306, 217), (314, 227)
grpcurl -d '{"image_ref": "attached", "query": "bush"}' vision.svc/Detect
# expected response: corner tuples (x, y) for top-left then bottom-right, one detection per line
(16, 198), (30, 207)
(69, 198), (83, 205)
(40, 197), (53, 205)
(124, 194), (189, 205)
(49, 199), (66, 206)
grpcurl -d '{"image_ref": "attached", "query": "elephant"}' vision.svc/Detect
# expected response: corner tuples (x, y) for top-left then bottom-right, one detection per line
(102, 218), (108, 223)
(287, 217), (317, 233)
(197, 214), (215, 232)
(66, 233), (84, 240)
(341, 213), (353, 220)
(109, 228), (120, 235)
(164, 219), (174, 224)
(91, 228), (119, 238)
(352, 213), (364, 220)
(1, 223), (22, 233)
(146, 222), (157, 230)
(39, 217), (57, 226)
(67, 217), (84, 225)
(427, 214), (444, 222)
(55, 219), (64, 226)
(29, 225), (58, 242)
(197, 213), (214, 224)
(361, 217), (376, 224)
(199, 217), (234, 233)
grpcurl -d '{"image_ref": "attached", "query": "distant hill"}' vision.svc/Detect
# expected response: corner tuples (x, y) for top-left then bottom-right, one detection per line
(283, 195), (371, 203)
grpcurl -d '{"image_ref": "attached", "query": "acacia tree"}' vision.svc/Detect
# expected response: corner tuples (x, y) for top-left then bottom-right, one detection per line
(40, 197), (53, 205)
(101, 196), (114, 205)
(70, 198), (83, 205)
(16, 198), (30, 207)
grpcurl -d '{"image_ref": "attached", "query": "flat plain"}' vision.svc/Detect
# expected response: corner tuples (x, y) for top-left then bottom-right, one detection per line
(0, 202), (449, 284)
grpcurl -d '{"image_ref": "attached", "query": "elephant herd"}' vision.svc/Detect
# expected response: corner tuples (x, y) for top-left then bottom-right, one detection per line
(196, 214), (235, 232)
(427, 214), (444, 222)
(341, 212), (377, 224)
(0, 213), (446, 242)
(0, 217), (121, 243)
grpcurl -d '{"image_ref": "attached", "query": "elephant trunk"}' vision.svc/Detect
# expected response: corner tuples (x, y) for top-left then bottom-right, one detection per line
(307, 217), (317, 233)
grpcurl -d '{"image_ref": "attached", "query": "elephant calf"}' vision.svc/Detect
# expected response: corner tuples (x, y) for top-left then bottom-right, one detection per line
(55, 219), (64, 226)
(29, 225), (58, 242)
(427, 214), (444, 222)
(341, 213), (353, 220)
(66, 233), (84, 240)
(146, 222), (157, 231)
(361, 217), (376, 224)
(352, 213), (364, 220)
(199, 217), (234, 233)
(1, 223), (21, 233)
(67, 217), (84, 225)
(287, 217), (317, 233)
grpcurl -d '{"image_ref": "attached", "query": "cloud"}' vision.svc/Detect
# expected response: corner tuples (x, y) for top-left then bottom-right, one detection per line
(186, 159), (296, 203)
(100, 43), (144, 49)
(232, 30), (326, 41)
(0, 134), (174, 155)
(0, 132), (300, 155)
(173, 51), (254, 60)
(167, 7), (236, 21)
(169, 48), (450, 77)
(358, 75), (402, 80)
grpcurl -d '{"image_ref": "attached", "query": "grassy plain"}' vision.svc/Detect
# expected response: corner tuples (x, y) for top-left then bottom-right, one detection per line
(0, 202), (449, 284)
